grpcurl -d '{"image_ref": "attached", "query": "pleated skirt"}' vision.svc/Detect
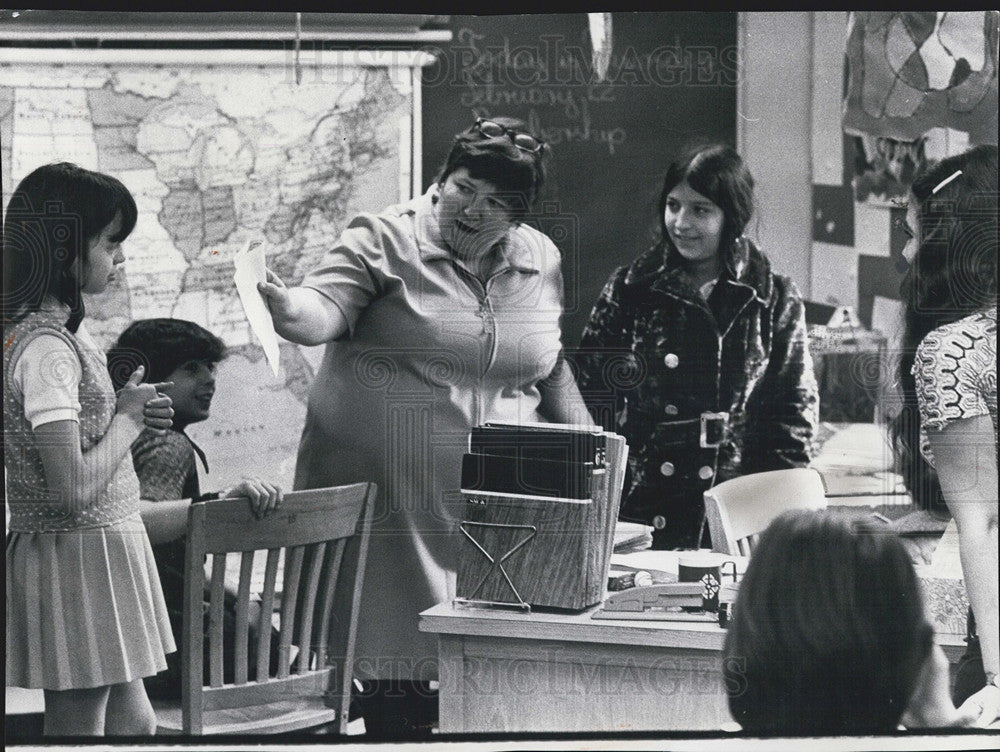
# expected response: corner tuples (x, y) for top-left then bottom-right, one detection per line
(6, 512), (176, 690)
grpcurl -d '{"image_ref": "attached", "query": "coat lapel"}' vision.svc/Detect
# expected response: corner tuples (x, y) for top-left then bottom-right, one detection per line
(623, 242), (775, 337)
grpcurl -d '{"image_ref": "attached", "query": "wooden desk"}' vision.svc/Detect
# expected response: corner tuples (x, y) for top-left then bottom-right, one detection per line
(419, 601), (731, 733)
(421, 597), (968, 734)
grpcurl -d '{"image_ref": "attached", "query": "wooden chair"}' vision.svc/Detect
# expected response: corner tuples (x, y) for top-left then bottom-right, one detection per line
(704, 468), (826, 556)
(153, 482), (376, 735)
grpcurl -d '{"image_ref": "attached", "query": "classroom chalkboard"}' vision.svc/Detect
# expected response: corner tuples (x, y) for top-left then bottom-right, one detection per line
(422, 12), (737, 346)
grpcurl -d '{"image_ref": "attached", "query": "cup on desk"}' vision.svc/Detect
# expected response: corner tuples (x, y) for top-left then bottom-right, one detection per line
(678, 555), (738, 612)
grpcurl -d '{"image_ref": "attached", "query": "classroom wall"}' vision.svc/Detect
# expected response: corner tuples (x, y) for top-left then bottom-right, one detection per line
(739, 11), (985, 333)
(737, 12), (813, 296)
(803, 11), (986, 338)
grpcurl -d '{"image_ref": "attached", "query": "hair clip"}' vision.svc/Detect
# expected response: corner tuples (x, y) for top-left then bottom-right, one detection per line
(931, 170), (962, 194)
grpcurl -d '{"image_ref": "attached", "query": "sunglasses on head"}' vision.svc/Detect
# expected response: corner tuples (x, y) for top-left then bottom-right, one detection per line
(472, 118), (545, 154)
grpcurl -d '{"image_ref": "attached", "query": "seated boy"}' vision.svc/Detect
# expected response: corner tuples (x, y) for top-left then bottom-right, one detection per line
(108, 318), (282, 699)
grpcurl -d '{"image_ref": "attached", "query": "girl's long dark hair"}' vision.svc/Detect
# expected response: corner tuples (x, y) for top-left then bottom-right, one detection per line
(656, 143), (755, 277)
(2, 162), (137, 332)
(889, 144), (998, 511)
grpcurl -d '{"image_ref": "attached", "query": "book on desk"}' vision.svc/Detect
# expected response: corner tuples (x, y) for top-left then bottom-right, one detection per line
(456, 422), (627, 611)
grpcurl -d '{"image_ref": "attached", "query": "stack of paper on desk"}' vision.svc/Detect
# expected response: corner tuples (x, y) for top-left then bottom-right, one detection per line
(613, 521), (654, 553)
(810, 422), (908, 498)
(457, 422), (627, 610)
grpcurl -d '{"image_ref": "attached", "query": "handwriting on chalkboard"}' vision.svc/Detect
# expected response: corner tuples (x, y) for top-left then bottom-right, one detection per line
(452, 27), (629, 156)
(460, 82), (626, 155)
(528, 100), (627, 156)
(441, 26), (735, 156)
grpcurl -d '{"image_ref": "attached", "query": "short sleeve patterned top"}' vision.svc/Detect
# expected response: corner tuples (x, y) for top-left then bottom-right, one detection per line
(913, 307), (997, 467)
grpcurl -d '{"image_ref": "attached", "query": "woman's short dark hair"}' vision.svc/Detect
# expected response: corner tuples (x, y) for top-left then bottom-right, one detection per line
(723, 510), (934, 735)
(889, 144), (998, 512)
(2, 162), (138, 332)
(107, 318), (226, 391)
(436, 116), (547, 221)
(657, 144), (755, 275)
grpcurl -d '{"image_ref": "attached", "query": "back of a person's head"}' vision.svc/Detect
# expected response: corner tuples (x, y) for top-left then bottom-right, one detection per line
(911, 143), (997, 207)
(907, 143), (998, 317)
(723, 509), (933, 734)
(107, 318), (225, 391)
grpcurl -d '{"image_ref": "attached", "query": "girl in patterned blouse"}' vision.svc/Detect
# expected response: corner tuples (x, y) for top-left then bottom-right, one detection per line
(892, 144), (998, 726)
(3, 163), (176, 734)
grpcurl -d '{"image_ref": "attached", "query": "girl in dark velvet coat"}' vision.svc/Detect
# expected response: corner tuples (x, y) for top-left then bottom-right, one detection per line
(576, 145), (818, 549)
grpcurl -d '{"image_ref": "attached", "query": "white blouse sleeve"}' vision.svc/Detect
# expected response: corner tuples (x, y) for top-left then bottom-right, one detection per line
(11, 333), (82, 428)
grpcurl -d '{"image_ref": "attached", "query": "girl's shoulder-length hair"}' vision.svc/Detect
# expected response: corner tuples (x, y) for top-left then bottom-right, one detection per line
(656, 143), (756, 276)
(2, 162), (137, 332)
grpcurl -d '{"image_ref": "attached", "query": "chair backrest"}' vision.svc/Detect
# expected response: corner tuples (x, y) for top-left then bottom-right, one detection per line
(704, 468), (826, 556)
(180, 483), (375, 735)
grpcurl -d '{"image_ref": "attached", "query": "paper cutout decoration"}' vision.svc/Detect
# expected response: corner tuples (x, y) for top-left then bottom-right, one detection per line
(844, 11), (999, 144)
(851, 134), (927, 204)
(588, 13), (613, 82)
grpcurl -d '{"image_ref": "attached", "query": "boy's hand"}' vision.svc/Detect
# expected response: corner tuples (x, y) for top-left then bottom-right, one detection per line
(222, 478), (283, 519)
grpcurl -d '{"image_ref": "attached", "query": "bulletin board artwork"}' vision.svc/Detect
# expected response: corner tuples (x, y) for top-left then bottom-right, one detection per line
(421, 13), (738, 347)
(843, 11), (999, 145)
(850, 134), (927, 205)
(0, 49), (417, 490)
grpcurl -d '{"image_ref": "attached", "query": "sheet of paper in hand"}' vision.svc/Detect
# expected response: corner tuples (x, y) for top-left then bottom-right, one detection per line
(233, 240), (280, 377)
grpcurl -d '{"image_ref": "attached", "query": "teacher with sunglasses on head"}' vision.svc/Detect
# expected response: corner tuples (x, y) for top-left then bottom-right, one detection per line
(259, 116), (592, 738)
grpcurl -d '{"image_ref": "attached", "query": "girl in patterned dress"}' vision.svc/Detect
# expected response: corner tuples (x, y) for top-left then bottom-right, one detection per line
(4, 163), (176, 735)
(892, 145), (998, 726)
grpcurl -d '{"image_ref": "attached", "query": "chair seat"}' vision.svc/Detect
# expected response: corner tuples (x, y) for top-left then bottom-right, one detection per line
(153, 696), (338, 735)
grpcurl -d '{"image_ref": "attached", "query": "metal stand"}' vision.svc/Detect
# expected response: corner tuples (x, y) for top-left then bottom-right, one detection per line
(455, 520), (537, 612)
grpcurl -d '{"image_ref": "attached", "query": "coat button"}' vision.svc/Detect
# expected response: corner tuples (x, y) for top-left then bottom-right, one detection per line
(660, 461), (675, 477)
(652, 515), (667, 529)
(664, 404), (678, 416)
(664, 353), (679, 368)
(698, 465), (714, 480)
